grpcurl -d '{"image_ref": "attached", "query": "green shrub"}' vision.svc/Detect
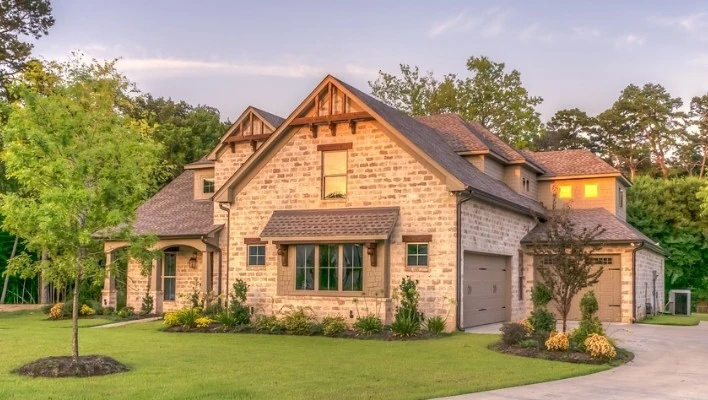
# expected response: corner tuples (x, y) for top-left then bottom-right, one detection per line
(214, 311), (238, 328)
(392, 277), (421, 337)
(353, 314), (384, 335)
(571, 291), (605, 349)
(79, 304), (96, 316)
(177, 307), (202, 328)
(500, 322), (527, 345)
(518, 338), (541, 349)
(322, 316), (347, 336)
(116, 306), (135, 318)
(254, 315), (284, 333)
(424, 315), (447, 334)
(102, 306), (115, 316)
(204, 302), (224, 317)
(531, 283), (553, 308)
(40, 304), (53, 315)
(529, 308), (556, 333)
(140, 293), (154, 316)
(281, 306), (316, 335)
(229, 279), (251, 325)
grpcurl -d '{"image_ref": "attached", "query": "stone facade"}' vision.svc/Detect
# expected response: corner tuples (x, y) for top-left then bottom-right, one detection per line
(635, 248), (665, 320)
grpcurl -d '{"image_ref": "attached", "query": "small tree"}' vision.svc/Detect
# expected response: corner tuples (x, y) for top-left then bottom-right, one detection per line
(529, 198), (606, 332)
(0, 59), (160, 368)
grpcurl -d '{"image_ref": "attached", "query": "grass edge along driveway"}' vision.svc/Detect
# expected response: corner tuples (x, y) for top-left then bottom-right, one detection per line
(638, 313), (708, 326)
(0, 312), (609, 400)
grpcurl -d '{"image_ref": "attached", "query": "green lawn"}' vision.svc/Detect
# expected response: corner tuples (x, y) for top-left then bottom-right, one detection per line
(639, 313), (708, 326)
(0, 312), (608, 400)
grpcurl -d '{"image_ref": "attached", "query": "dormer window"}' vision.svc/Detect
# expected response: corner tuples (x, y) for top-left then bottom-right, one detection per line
(203, 178), (215, 194)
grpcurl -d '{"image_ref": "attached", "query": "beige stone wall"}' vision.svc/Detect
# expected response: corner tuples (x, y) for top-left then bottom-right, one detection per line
(228, 120), (458, 327)
(635, 248), (664, 320)
(460, 200), (536, 321)
(537, 177), (618, 213)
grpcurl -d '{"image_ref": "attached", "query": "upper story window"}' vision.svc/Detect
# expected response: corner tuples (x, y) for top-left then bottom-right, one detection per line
(203, 178), (215, 194)
(322, 150), (347, 199)
(584, 184), (598, 198)
(558, 185), (572, 199)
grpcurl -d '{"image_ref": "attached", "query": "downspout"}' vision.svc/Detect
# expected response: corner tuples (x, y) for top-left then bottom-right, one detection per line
(219, 202), (231, 302)
(631, 241), (645, 322)
(456, 189), (475, 331)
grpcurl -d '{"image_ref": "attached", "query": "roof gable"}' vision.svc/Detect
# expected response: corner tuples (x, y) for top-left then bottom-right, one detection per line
(207, 106), (284, 160)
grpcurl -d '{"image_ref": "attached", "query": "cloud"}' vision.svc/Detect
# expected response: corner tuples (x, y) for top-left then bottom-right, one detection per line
(114, 57), (324, 78)
(519, 23), (554, 43)
(615, 34), (645, 48)
(345, 64), (380, 78)
(647, 12), (708, 32)
(428, 8), (510, 38)
(571, 26), (601, 39)
(429, 11), (467, 37)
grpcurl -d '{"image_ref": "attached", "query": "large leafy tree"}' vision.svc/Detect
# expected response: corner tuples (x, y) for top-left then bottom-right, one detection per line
(594, 100), (651, 180)
(0, 59), (160, 365)
(370, 56), (544, 148)
(535, 108), (596, 152)
(0, 0), (55, 97)
(687, 94), (708, 179)
(529, 198), (606, 332)
(630, 177), (708, 298)
(124, 94), (229, 190)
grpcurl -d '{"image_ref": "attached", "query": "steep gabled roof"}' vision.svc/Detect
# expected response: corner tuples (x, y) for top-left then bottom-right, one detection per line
(207, 106), (284, 160)
(132, 170), (221, 237)
(251, 107), (285, 129)
(521, 208), (662, 254)
(524, 149), (621, 178)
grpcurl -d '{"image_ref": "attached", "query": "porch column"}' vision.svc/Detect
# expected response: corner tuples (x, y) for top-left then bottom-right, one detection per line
(149, 258), (163, 314)
(101, 251), (117, 308)
(200, 251), (212, 293)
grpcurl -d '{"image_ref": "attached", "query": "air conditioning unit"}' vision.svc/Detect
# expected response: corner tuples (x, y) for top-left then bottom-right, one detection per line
(668, 290), (691, 316)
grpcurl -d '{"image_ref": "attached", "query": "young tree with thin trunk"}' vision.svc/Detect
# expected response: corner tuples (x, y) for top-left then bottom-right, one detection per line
(0, 59), (160, 367)
(529, 198), (606, 332)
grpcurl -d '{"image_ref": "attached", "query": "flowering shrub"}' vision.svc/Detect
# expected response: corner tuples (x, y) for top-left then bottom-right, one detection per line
(545, 331), (570, 351)
(49, 303), (64, 320)
(520, 319), (534, 334)
(584, 334), (616, 359)
(195, 317), (213, 328)
(322, 316), (347, 336)
(163, 312), (180, 326)
(80, 304), (96, 316)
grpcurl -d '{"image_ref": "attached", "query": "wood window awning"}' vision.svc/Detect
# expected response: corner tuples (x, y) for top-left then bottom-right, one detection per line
(260, 207), (399, 243)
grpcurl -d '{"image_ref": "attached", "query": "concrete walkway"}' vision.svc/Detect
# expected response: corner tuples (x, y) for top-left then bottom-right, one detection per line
(441, 322), (708, 400)
(93, 316), (161, 328)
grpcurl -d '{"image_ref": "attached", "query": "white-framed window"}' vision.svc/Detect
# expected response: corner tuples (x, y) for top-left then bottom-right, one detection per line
(247, 244), (266, 266)
(163, 252), (177, 301)
(203, 178), (215, 194)
(406, 243), (429, 267)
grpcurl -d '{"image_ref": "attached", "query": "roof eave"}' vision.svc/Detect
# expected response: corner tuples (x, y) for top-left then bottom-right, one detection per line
(463, 187), (545, 218)
(537, 173), (623, 182)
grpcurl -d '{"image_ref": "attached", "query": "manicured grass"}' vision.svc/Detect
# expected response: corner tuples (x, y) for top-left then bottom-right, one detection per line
(0, 312), (608, 400)
(639, 313), (708, 326)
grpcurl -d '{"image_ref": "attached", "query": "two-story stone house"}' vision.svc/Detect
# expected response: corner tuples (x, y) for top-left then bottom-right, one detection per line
(101, 75), (664, 329)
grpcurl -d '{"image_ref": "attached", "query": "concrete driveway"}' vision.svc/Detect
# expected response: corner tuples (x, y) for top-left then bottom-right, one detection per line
(441, 322), (708, 400)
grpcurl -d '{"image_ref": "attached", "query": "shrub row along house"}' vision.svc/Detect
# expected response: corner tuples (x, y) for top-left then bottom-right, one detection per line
(101, 75), (664, 329)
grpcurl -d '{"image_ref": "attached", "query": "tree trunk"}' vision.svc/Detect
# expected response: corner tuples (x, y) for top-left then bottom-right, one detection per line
(72, 265), (82, 368)
(0, 236), (20, 304)
(700, 146), (707, 179)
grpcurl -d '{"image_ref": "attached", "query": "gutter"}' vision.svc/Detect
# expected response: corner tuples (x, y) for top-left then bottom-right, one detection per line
(631, 241), (645, 323)
(456, 189), (475, 331)
(218, 202), (231, 302)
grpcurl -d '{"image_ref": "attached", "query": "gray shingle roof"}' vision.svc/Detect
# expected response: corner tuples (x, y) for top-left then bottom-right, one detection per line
(252, 107), (285, 129)
(521, 208), (660, 249)
(524, 150), (620, 177)
(335, 78), (546, 216)
(133, 170), (221, 236)
(261, 207), (400, 239)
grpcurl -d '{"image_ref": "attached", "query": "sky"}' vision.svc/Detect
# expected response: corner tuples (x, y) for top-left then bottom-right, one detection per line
(32, 0), (708, 122)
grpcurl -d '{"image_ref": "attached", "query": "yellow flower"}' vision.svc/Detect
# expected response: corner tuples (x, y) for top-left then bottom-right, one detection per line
(584, 334), (616, 359)
(545, 331), (570, 351)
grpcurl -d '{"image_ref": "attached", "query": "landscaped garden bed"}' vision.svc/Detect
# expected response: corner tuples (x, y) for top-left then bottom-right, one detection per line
(491, 284), (633, 366)
(13, 355), (129, 378)
(162, 277), (451, 341)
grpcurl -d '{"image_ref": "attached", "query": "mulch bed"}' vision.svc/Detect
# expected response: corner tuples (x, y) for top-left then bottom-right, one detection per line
(490, 342), (634, 365)
(13, 355), (129, 378)
(165, 324), (449, 341)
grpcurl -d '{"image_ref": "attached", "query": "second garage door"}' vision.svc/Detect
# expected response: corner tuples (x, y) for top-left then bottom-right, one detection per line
(462, 253), (511, 328)
(535, 255), (621, 322)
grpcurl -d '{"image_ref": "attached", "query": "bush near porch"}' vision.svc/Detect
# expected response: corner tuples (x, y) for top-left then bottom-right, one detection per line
(0, 311), (607, 400)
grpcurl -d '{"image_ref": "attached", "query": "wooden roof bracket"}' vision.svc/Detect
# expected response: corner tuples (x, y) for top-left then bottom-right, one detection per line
(230, 142), (236, 153)
(329, 121), (337, 136)
(309, 123), (318, 138)
(349, 120), (357, 135)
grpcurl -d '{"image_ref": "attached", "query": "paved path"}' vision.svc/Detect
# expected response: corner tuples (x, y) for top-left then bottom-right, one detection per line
(0, 304), (42, 312)
(442, 322), (708, 400)
(93, 317), (161, 328)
